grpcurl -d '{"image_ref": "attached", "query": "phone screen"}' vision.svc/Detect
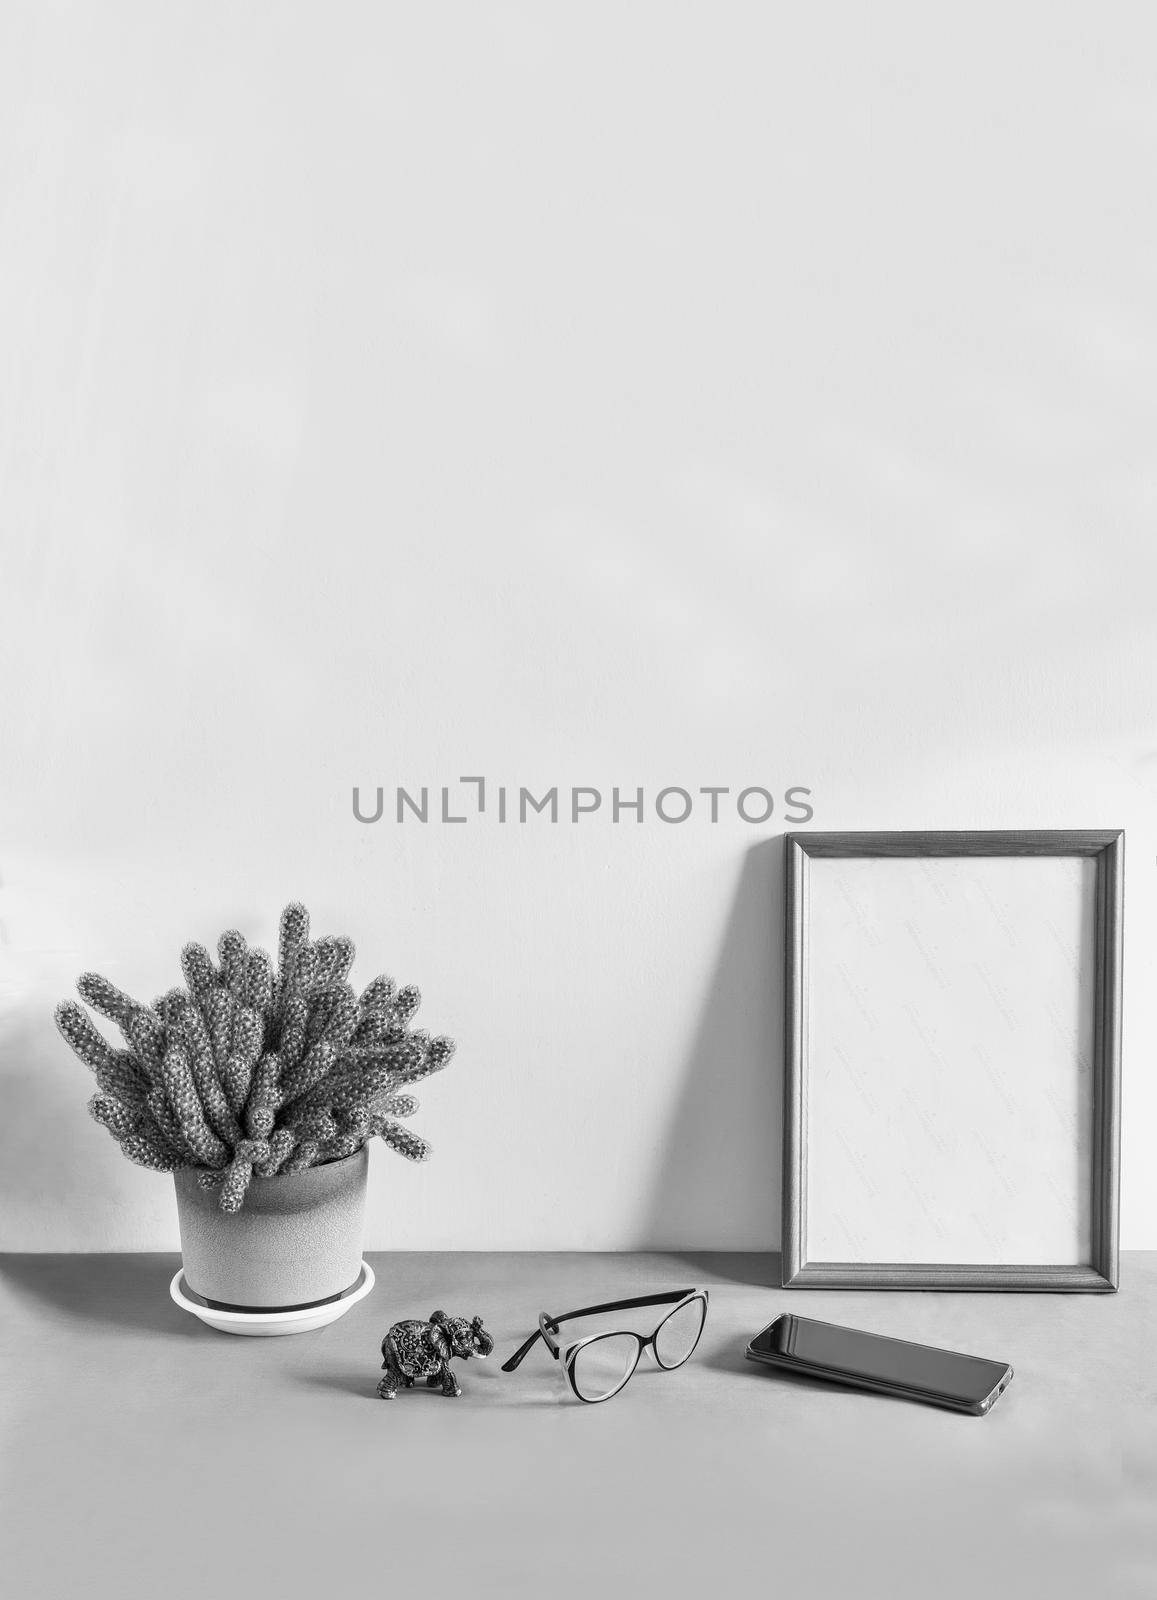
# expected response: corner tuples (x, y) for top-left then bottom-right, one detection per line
(748, 1314), (1010, 1408)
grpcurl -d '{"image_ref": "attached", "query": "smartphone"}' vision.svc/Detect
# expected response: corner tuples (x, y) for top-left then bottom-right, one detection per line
(745, 1314), (1012, 1416)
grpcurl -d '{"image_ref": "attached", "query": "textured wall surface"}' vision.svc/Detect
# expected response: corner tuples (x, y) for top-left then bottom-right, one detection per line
(3, 4), (1156, 1249)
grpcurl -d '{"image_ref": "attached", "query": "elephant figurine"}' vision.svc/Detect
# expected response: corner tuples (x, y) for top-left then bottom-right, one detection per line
(377, 1311), (494, 1399)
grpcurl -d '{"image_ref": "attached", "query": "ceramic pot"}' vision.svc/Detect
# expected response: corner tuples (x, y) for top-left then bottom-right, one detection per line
(173, 1145), (369, 1311)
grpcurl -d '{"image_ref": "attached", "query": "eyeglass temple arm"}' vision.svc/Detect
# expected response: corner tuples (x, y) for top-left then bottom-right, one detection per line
(500, 1290), (699, 1372)
(501, 1328), (552, 1371)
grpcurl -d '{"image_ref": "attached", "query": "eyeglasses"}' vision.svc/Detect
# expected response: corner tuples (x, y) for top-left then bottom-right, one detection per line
(501, 1288), (709, 1403)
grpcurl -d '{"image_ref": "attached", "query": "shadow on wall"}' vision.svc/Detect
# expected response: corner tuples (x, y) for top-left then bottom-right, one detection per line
(639, 834), (784, 1252)
(0, 1004), (139, 1250)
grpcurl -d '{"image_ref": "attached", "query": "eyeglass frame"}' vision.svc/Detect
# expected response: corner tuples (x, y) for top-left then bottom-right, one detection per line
(501, 1288), (709, 1403)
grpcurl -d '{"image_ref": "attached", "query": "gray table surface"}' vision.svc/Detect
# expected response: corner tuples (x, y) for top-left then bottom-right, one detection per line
(1, 1251), (1154, 1599)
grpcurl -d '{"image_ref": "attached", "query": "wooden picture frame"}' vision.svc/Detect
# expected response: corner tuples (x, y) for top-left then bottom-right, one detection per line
(782, 830), (1123, 1291)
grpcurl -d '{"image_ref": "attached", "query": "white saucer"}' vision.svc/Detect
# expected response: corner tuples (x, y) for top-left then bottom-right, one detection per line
(170, 1260), (375, 1336)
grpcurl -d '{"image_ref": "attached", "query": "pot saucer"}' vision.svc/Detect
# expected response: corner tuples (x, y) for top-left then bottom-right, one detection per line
(170, 1259), (375, 1336)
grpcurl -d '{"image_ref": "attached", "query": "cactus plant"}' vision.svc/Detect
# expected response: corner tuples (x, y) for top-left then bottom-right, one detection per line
(55, 903), (455, 1212)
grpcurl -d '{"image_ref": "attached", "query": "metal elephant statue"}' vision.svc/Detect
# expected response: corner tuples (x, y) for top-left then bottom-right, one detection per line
(377, 1310), (494, 1399)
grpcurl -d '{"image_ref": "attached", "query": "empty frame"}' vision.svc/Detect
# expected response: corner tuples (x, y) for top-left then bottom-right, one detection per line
(783, 831), (1122, 1291)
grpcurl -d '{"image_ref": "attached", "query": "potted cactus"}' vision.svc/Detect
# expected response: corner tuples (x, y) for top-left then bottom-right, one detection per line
(54, 902), (455, 1325)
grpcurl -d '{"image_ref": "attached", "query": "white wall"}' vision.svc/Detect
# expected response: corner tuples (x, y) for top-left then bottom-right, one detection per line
(3, 3), (1156, 1251)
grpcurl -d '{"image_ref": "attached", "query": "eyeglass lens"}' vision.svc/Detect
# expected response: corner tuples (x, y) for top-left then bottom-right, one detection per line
(570, 1332), (640, 1400)
(654, 1296), (706, 1368)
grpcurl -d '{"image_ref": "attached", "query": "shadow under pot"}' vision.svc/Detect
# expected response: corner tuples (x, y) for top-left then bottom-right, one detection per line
(173, 1145), (369, 1313)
